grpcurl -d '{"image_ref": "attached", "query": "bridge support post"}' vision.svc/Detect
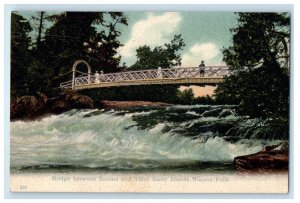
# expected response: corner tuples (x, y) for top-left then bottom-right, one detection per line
(88, 71), (91, 84)
(72, 69), (76, 90)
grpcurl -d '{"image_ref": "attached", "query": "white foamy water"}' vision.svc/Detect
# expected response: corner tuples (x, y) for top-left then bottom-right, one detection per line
(10, 109), (281, 170)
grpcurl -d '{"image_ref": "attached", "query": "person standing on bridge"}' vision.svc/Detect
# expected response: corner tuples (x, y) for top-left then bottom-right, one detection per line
(157, 67), (162, 79)
(199, 60), (205, 77)
(100, 71), (104, 82)
(95, 71), (100, 83)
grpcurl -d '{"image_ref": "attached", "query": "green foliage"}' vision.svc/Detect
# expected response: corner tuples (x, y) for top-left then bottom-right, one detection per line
(83, 85), (181, 104)
(26, 60), (55, 94)
(30, 11), (63, 49)
(130, 34), (185, 70)
(11, 12), (128, 99)
(215, 12), (290, 123)
(82, 12), (128, 73)
(39, 12), (127, 76)
(176, 89), (194, 105)
(11, 12), (32, 99)
(84, 86), (221, 105)
(223, 13), (290, 72)
(193, 95), (215, 105)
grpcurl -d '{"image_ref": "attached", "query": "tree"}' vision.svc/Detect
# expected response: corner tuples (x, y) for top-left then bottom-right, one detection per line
(83, 85), (182, 103)
(23, 12), (64, 95)
(84, 12), (128, 73)
(130, 34), (185, 70)
(215, 13), (290, 123)
(27, 12), (99, 94)
(193, 95), (215, 105)
(176, 89), (194, 104)
(25, 12), (127, 94)
(11, 12), (32, 99)
(30, 11), (63, 49)
(43, 12), (127, 74)
(222, 13), (290, 72)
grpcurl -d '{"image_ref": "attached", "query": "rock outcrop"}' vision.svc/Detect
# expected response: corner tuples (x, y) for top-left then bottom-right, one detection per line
(234, 142), (288, 173)
(11, 96), (45, 119)
(11, 90), (94, 120)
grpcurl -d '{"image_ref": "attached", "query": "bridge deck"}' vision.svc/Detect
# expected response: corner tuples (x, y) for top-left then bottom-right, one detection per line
(73, 77), (224, 90)
(60, 66), (229, 90)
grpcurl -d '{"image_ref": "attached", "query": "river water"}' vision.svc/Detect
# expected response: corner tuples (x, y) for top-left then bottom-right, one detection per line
(10, 105), (284, 172)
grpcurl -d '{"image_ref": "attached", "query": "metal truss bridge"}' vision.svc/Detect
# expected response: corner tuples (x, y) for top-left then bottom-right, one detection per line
(60, 60), (230, 90)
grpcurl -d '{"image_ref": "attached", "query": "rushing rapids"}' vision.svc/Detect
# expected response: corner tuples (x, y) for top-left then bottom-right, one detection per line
(10, 105), (285, 172)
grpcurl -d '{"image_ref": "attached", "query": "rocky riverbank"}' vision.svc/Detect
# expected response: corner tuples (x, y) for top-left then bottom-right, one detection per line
(234, 142), (288, 173)
(10, 91), (172, 120)
(11, 91), (94, 120)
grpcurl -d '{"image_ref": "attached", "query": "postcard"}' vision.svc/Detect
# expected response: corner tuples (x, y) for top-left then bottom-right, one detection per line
(10, 10), (290, 193)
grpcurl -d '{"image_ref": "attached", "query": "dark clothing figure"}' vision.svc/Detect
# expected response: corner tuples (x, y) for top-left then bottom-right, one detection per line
(199, 60), (205, 77)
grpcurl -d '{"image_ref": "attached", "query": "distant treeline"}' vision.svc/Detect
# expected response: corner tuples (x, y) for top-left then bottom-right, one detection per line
(82, 85), (219, 105)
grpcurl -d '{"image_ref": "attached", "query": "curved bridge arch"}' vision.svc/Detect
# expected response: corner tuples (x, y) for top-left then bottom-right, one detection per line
(72, 60), (91, 89)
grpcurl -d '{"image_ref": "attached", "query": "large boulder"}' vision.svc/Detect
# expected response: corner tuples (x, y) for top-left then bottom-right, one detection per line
(70, 94), (94, 109)
(50, 97), (71, 113)
(234, 143), (288, 173)
(11, 91), (95, 120)
(48, 93), (94, 112)
(11, 96), (45, 119)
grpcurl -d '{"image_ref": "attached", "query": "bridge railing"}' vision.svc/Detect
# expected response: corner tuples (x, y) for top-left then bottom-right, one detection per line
(72, 66), (229, 87)
(60, 80), (73, 89)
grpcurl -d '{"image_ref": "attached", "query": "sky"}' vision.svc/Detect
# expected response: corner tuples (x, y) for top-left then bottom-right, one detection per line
(18, 11), (238, 67)
(117, 12), (238, 67)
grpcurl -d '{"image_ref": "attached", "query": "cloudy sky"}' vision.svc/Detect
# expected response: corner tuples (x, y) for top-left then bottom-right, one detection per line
(117, 12), (238, 67)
